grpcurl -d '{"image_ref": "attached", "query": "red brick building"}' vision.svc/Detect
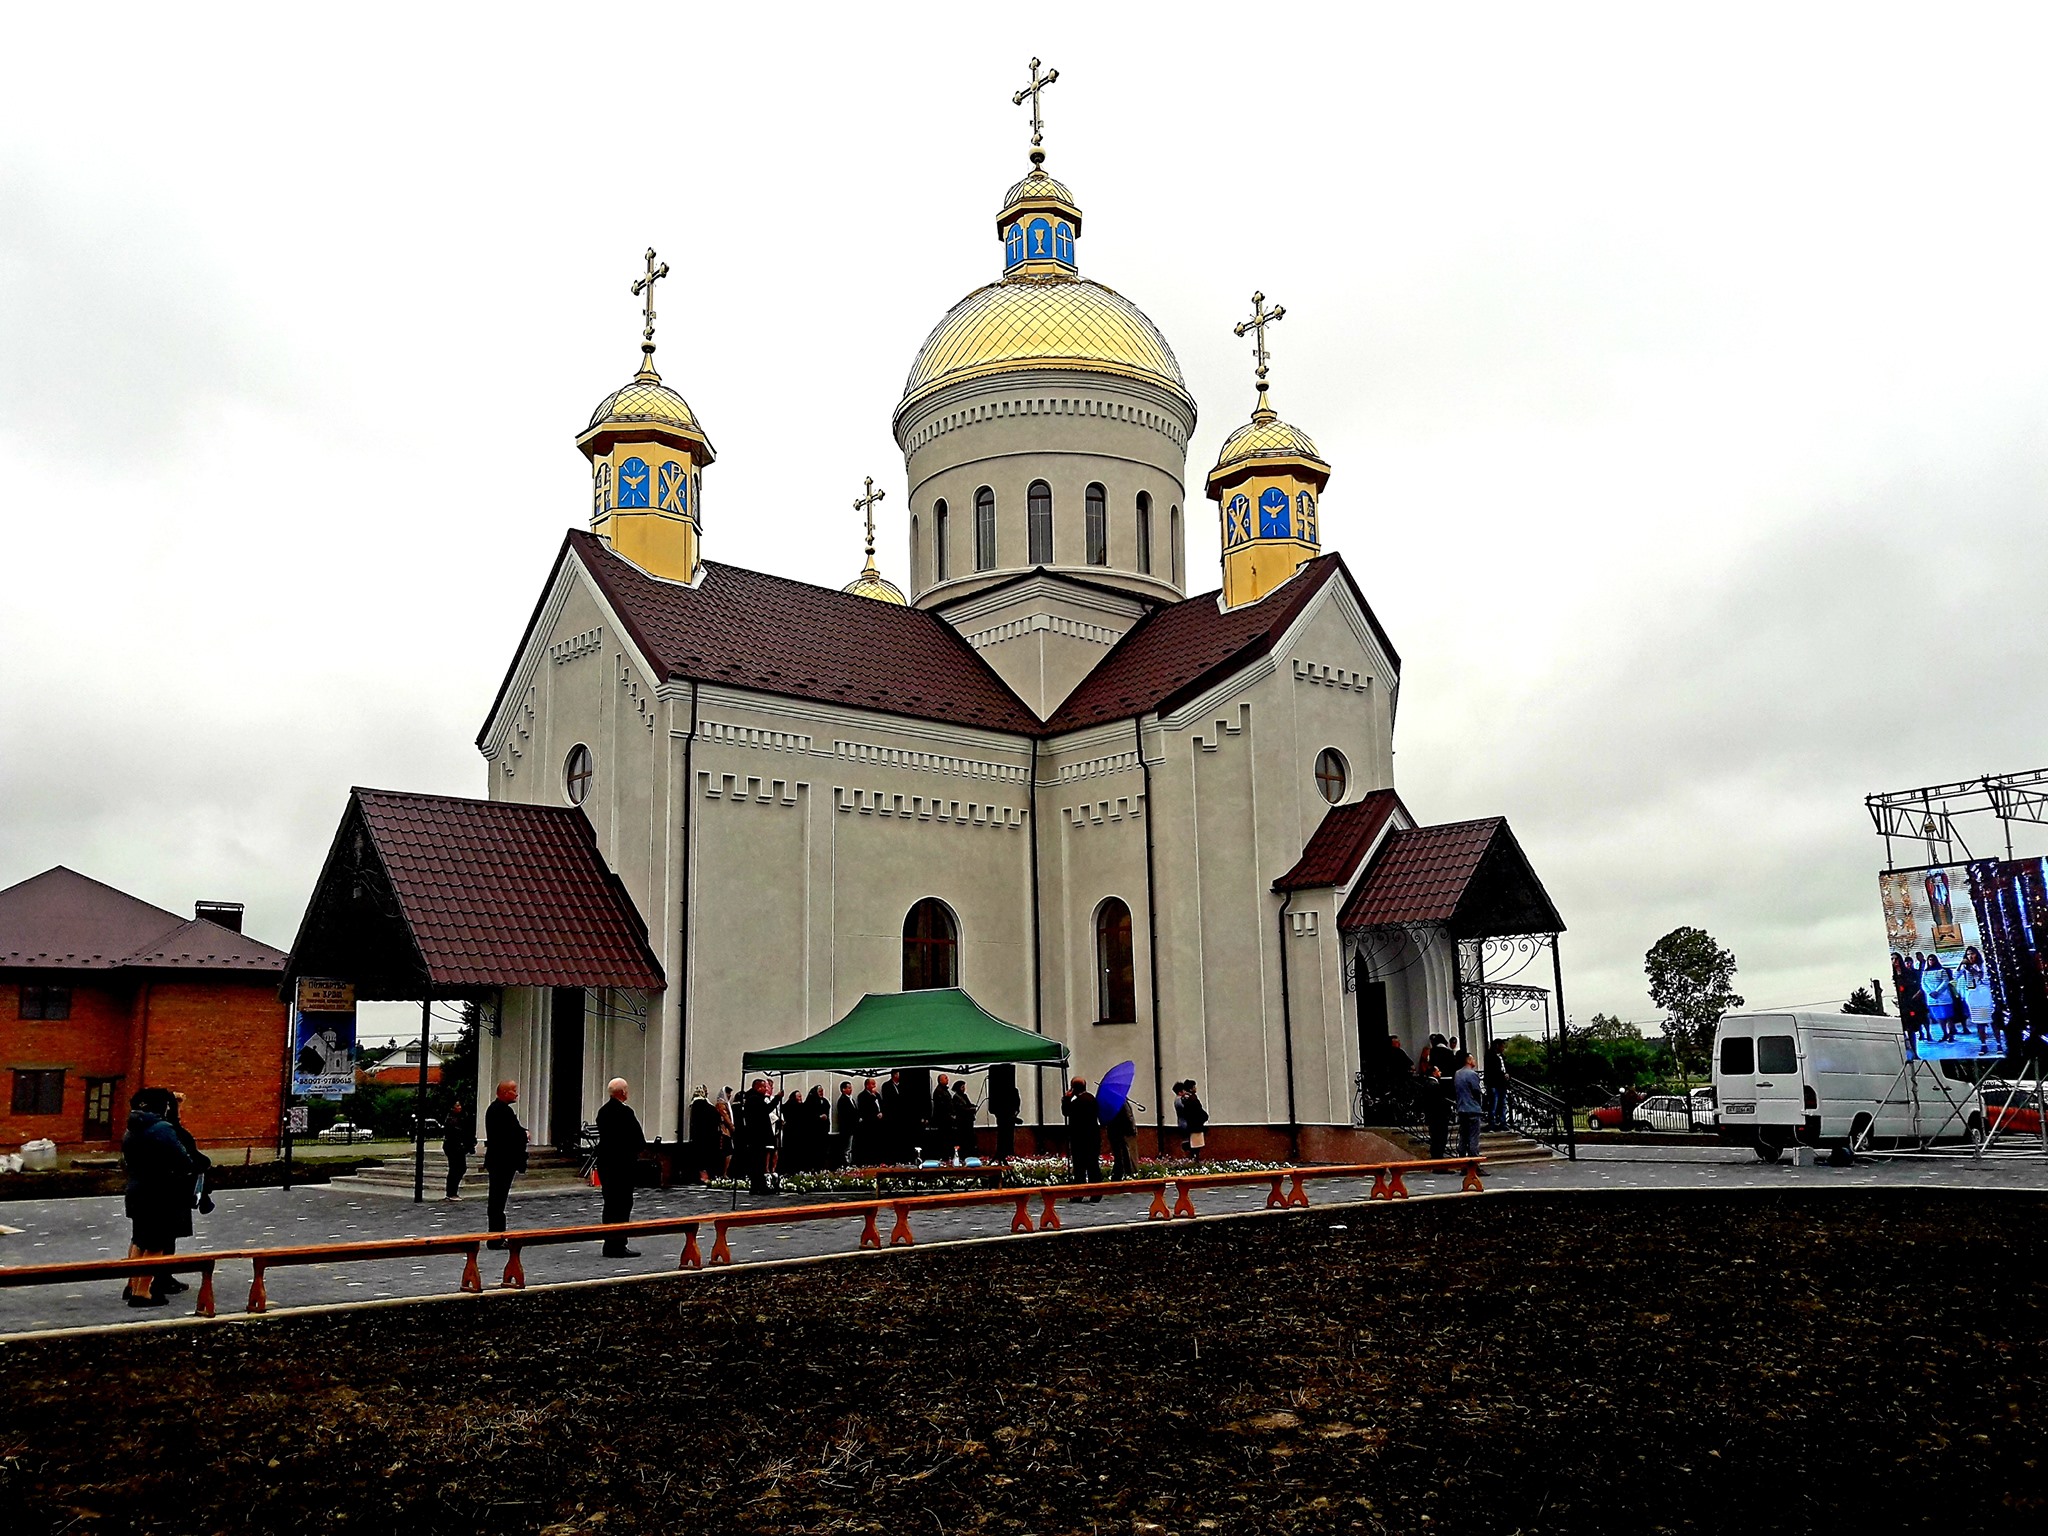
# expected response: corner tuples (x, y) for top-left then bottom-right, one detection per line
(0, 867), (289, 1151)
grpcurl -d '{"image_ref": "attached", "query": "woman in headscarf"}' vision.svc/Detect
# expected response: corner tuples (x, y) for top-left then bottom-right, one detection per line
(952, 1079), (979, 1160)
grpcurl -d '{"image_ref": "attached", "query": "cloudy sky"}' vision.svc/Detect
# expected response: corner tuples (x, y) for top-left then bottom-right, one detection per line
(4, 4), (2045, 1033)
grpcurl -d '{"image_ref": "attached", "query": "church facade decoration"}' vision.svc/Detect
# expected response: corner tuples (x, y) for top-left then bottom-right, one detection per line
(457, 67), (1561, 1158)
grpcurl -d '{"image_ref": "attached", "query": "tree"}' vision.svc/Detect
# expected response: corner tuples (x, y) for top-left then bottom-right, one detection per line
(1580, 1012), (1643, 1041)
(1645, 927), (1743, 1071)
(1842, 984), (1885, 1016)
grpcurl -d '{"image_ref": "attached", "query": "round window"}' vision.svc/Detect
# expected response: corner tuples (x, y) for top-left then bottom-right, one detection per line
(564, 744), (594, 806)
(1314, 748), (1347, 805)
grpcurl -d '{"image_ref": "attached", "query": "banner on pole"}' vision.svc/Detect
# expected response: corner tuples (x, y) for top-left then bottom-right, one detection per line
(291, 977), (357, 1096)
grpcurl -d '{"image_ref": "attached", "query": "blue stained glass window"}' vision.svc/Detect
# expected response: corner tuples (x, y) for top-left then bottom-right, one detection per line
(1296, 490), (1317, 543)
(1227, 494), (1252, 546)
(618, 457), (651, 509)
(593, 462), (611, 518)
(1005, 223), (1025, 267)
(657, 461), (687, 512)
(1054, 222), (1074, 264)
(1259, 486), (1291, 538)
(1027, 218), (1053, 259)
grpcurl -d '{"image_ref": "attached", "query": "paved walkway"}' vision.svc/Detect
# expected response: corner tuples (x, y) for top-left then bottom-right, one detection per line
(2, 1144), (2043, 1339)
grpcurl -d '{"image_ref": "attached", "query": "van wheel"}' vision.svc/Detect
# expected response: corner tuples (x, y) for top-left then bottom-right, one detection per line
(1753, 1142), (1783, 1163)
(1850, 1114), (1874, 1152)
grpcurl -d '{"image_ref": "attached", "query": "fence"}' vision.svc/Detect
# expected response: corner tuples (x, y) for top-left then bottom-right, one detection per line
(0, 1156), (1486, 1321)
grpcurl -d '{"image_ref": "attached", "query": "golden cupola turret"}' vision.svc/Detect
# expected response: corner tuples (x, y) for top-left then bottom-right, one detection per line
(1207, 292), (1330, 610)
(577, 249), (715, 585)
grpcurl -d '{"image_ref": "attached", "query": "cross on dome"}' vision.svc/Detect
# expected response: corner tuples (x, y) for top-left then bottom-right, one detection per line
(631, 248), (669, 380)
(1012, 57), (1060, 165)
(1234, 291), (1287, 403)
(854, 475), (887, 560)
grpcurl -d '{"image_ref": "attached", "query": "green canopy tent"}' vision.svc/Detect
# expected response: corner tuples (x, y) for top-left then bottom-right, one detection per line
(740, 988), (1068, 1075)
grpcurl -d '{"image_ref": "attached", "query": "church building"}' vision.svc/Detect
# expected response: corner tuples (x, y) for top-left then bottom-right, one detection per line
(287, 70), (1564, 1158)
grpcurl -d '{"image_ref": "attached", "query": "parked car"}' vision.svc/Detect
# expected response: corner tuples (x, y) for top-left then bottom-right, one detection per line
(1981, 1086), (2043, 1138)
(316, 1120), (371, 1143)
(1635, 1094), (1695, 1132)
(1586, 1097), (1627, 1131)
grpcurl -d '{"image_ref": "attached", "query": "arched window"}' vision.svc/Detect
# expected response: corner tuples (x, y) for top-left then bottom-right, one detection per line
(1226, 493), (1252, 547)
(1005, 223), (1025, 267)
(1027, 217), (1053, 259)
(617, 457), (651, 509)
(1054, 222), (1074, 264)
(1135, 491), (1152, 574)
(1296, 489), (1317, 544)
(1095, 898), (1136, 1024)
(902, 898), (959, 990)
(657, 461), (687, 512)
(974, 486), (996, 571)
(1259, 486), (1291, 538)
(1315, 748), (1348, 805)
(910, 516), (920, 584)
(593, 463), (611, 519)
(1170, 506), (1182, 584)
(1085, 482), (1107, 565)
(564, 744), (594, 807)
(934, 498), (949, 580)
(1028, 479), (1053, 565)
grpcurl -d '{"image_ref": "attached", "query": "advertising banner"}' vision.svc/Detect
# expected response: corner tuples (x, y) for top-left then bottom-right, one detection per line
(1880, 862), (2005, 1060)
(291, 977), (357, 1097)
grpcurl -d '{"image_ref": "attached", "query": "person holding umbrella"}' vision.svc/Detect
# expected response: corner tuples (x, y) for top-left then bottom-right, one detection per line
(1096, 1061), (1141, 1181)
(1061, 1076), (1102, 1197)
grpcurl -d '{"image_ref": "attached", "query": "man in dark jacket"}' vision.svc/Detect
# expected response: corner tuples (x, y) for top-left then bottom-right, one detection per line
(741, 1079), (775, 1193)
(1061, 1077), (1102, 1197)
(855, 1077), (883, 1164)
(878, 1071), (905, 1164)
(832, 1082), (857, 1167)
(441, 1100), (475, 1200)
(988, 1065), (1021, 1163)
(595, 1078), (646, 1257)
(1106, 1098), (1139, 1181)
(121, 1091), (191, 1307)
(483, 1080), (527, 1247)
(930, 1074), (955, 1163)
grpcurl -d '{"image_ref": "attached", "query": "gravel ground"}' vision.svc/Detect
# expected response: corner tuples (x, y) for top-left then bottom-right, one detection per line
(0, 1186), (2040, 1534)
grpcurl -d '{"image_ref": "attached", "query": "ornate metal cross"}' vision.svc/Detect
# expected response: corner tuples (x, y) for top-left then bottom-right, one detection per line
(631, 248), (669, 348)
(1012, 58), (1060, 150)
(854, 475), (887, 556)
(1234, 291), (1286, 386)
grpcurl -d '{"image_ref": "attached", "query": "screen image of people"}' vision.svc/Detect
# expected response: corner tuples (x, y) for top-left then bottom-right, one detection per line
(1880, 862), (2005, 1060)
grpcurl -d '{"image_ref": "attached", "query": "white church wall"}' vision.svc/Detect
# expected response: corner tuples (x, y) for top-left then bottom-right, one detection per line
(945, 577), (1148, 720)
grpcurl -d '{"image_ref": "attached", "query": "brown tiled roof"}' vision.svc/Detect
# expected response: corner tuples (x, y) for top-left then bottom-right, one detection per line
(1046, 554), (1399, 732)
(484, 533), (1043, 740)
(0, 866), (287, 974)
(341, 789), (664, 994)
(1273, 791), (1405, 891)
(1337, 818), (1565, 938)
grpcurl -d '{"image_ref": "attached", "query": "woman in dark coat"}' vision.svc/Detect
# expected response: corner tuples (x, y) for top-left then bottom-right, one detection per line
(688, 1086), (723, 1184)
(803, 1087), (832, 1171)
(951, 1080), (979, 1160)
(121, 1089), (192, 1307)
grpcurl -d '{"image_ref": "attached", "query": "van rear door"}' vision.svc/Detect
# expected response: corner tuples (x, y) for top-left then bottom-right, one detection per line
(1715, 1015), (1802, 1137)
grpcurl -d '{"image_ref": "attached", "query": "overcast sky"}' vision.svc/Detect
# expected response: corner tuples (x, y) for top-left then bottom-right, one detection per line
(5, 4), (2046, 1034)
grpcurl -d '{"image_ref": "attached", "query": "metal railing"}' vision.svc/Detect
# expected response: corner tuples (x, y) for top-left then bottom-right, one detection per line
(0, 1157), (1488, 1320)
(1501, 1079), (1577, 1159)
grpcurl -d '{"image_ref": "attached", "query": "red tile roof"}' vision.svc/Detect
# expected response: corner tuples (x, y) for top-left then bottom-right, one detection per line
(484, 533), (1043, 740)
(1273, 790), (1405, 891)
(1337, 818), (1565, 938)
(0, 866), (287, 974)
(1046, 555), (1398, 732)
(284, 790), (665, 999)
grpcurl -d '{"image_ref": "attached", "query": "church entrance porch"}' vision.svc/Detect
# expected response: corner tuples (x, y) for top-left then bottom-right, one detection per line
(548, 988), (586, 1155)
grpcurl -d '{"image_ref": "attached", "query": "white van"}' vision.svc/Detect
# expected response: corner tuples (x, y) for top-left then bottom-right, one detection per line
(1711, 1011), (1984, 1160)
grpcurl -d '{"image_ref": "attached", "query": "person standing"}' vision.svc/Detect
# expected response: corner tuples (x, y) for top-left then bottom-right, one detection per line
(1484, 1041), (1509, 1130)
(805, 1085), (833, 1169)
(1417, 1061), (1450, 1160)
(930, 1074), (956, 1163)
(483, 1080), (528, 1248)
(120, 1088), (191, 1307)
(855, 1077), (883, 1164)
(1061, 1077), (1102, 1197)
(441, 1099), (474, 1200)
(742, 1079), (775, 1194)
(1106, 1098), (1139, 1181)
(1180, 1079), (1210, 1161)
(688, 1086), (722, 1185)
(952, 1079), (979, 1160)
(163, 1092), (211, 1294)
(879, 1070), (905, 1164)
(833, 1082), (857, 1166)
(715, 1087), (736, 1179)
(989, 1066), (1021, 1163)
(1453, 1053), (1485, 1161)
(595, 1078), (646, 1257)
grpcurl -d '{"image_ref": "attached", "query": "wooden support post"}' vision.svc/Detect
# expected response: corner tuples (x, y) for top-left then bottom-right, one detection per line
(1038, 1190), (1062, 1231)
(1287, 1171), (1309, 1208)
(459, 1244), (482, 1294)
(195, 1261), (216, 1318)
(1010, 1195), (1035, 1234)
(499, 1243), (527, 1289)
(888, 1204), (915, 1247)
(1171, 1181), (1196, 1219)
(710, 1222), (733, 1266)
(1266, 1175), (1288, 1209)
(1386, 1168), (1409, 1200)
(1147, 1184), (1171, 1220)
(246, 1261), (268, 1314)
(680, 1224), (702, 1269)
(858, 1209), (882, 1250)
(1461, 1161), (1485, 1192)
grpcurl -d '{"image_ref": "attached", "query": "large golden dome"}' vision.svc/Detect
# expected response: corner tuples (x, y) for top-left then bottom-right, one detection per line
(900, 275), (1191, 413)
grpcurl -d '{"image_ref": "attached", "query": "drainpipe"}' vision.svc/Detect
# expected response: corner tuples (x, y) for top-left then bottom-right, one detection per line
(1136, 718), (1166, 1155)
(674, 684), (699, 1142)
(1028, 734), (1045, 1134)
(1276, 891), (1300, 1160)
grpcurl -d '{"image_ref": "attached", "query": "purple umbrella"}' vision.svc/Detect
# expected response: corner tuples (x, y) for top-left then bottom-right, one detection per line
(1096, 1060), (1137, 1120)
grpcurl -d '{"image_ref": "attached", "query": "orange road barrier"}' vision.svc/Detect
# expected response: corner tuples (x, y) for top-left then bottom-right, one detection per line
(0, 1158), (1484, 1320)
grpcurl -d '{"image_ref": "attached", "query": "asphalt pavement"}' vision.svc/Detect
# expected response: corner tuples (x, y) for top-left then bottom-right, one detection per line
(2, 1142), (2043, 1339)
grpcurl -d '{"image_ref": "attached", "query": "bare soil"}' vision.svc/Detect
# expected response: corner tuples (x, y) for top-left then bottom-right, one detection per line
(1, 1188), (2041, 1534)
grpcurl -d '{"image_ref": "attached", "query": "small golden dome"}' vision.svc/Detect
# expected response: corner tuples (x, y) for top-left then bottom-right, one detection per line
(843, 558), (907, 605)
(587, 376), (703, 436)
(1001, 168), (1077, 212)
(901, 276), (1189, 412)
(1213, 400), (1327, 475)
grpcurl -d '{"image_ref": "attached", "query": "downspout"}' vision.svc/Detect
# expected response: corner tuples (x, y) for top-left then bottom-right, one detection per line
(1028, 734), (1045, 1133)
(1136, 718), (1166, 1155)
(1276, 890), (1299, 1160)
(674, 683), (699, 1141)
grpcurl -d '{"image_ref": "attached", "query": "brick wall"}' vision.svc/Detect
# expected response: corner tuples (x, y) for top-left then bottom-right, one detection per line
(0, 978), (134, 1149)
(141, 980), (287, 1148)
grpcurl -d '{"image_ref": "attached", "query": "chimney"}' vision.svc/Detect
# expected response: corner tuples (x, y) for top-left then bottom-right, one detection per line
(195, 900), (244, 933)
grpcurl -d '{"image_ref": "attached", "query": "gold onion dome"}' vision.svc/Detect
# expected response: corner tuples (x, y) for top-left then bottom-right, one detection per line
(585, 376), (704, 437)
(842, 562), (908, 605)
(1212, 391), (1328, 478)
(1001, 167), (1077, 211)
(901, 279), (1190, 410)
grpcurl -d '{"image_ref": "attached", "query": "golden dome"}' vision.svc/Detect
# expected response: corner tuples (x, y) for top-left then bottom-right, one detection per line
(900, 276), (1190, 412)
(842, 558), (907, 605)
(586, 376), (703, 436)
(1213, 403), (1326, 474)
(1001, 168), (1077, 212)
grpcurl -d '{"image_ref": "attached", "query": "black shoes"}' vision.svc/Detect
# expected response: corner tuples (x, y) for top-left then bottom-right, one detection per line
(604, 1247), (642, 1259)
(126, 1291), (168, 1308)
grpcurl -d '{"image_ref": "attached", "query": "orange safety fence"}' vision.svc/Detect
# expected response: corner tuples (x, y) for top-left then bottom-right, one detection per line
(0, 1156), (1484, 1320)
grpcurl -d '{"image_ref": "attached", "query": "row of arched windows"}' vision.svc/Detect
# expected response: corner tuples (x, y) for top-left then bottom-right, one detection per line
(922, 486), (1182, 583)
(1223, 487), (1318, 547)
(898, 896), (1136, 1024)
(594, 457), (690, 518)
